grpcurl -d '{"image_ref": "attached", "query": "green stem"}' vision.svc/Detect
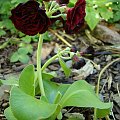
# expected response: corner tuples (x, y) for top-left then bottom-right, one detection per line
(43, 1), (49, 13)
(93, 58), (120, 120)
(0, 40), (10, 49)
(42, 54), (58, 71)
(49, 6), (66, 16)
(37, 34), (45, 96)
(49, 1), (55, 12)
(42, 49), (70, 71)
(50, 14), (64, 18)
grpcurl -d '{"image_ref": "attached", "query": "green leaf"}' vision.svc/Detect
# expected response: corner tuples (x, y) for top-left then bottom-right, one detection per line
(18, 47), (29, 54)
(59, 57), (71, 77)
(42, 72), (57, 80)
(85, 6), (100, 30)
(69, 0), (77, 4)
(98, 7), (113, 20)
(2, 19), (14, 30)
(4, 107), (17, 120)
(0, 80), (2, 86)
(114, 11), (120, 21)
(10, 86), (58, 120)
(11, 0), (27, 4)
(0, 21), (3, 27)
(43, 32), (52, 41)
(21, 36), (32, 43)
(93, 0), (109, 6)
(0, 74), (19, 86)
(25, 44), (33, 54)
(53, 91), (62, 104)
(96, 108), (111, 118)
(107, 0), (119, 2)
(19, 54), (30, 64)
(19, 65), (35, 96)
(18, 44), (33, 54)
(0, 79), (18, 86)
(0, 29), (6, 36)
(10, 52), (19, 62)
(102, 1), (120, 23)
(35, 72), (57, 95)
(59, 80), (112, 111)
(43, 80), (70, 103)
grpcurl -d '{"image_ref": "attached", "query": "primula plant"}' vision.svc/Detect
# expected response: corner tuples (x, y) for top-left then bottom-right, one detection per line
(0, 0), (112, 120)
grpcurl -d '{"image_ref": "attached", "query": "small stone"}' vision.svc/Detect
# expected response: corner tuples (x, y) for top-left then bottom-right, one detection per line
(0, 114), (4, 117)
(106, 55), (112, 61)
(48, 64), (60, 71)
(2, 102), (9, 108)
(94, 58), (100, 63)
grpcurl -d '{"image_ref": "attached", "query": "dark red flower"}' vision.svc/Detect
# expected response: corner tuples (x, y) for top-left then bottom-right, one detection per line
(56, 0), (69, 4)
(70, 46), (78, 52)
(65, 0), (86, 34)
(10, 0), (50, 36)
(72, 56), (86, 69)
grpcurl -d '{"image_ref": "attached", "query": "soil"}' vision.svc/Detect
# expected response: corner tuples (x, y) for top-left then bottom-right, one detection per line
(0, 23), (120, 120)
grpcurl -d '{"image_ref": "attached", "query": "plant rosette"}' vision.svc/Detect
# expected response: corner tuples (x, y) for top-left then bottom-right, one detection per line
(0, 0), (112, 120)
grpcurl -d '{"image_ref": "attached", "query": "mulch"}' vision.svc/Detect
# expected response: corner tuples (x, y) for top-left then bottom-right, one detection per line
(0, 25), (120, 120)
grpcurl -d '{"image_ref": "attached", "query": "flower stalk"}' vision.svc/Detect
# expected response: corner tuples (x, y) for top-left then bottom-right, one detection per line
(42, 48), (70, 71)
(43, 1), (49, 13)
(37, 34), (45, 96)
(93, 58), (120, 120)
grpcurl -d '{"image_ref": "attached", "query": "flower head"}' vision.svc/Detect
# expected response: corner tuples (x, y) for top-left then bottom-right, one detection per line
(65, 0), (86, 34)
(10, 0), (50, 36)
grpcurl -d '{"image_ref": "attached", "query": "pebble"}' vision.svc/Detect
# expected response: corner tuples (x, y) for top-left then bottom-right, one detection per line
(106, 55), (112, 61)
(0, 114), (4, 117)
(2, 102), (9, 108)
(48, 64), (60, 71)
(94, 58), (100, 63)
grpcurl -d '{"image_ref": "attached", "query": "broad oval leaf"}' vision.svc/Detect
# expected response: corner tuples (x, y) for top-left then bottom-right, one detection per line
(96, 108), (111, 118)
(18, 47), (29, 54)
(10, 52), (19, 62)
(19, 54), (30, 64)
(85, 6), (100, 30)
(10, 87), (58, 120)
(43, 80), (70, 103)
(0, 79), (18, 86)
(4, 107), (17, 120)
(19, 65), (35, 96)
(59, 80), (112, 110)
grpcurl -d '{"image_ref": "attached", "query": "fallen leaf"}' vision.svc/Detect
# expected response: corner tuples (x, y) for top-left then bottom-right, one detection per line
(73, 61), (94, 80)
